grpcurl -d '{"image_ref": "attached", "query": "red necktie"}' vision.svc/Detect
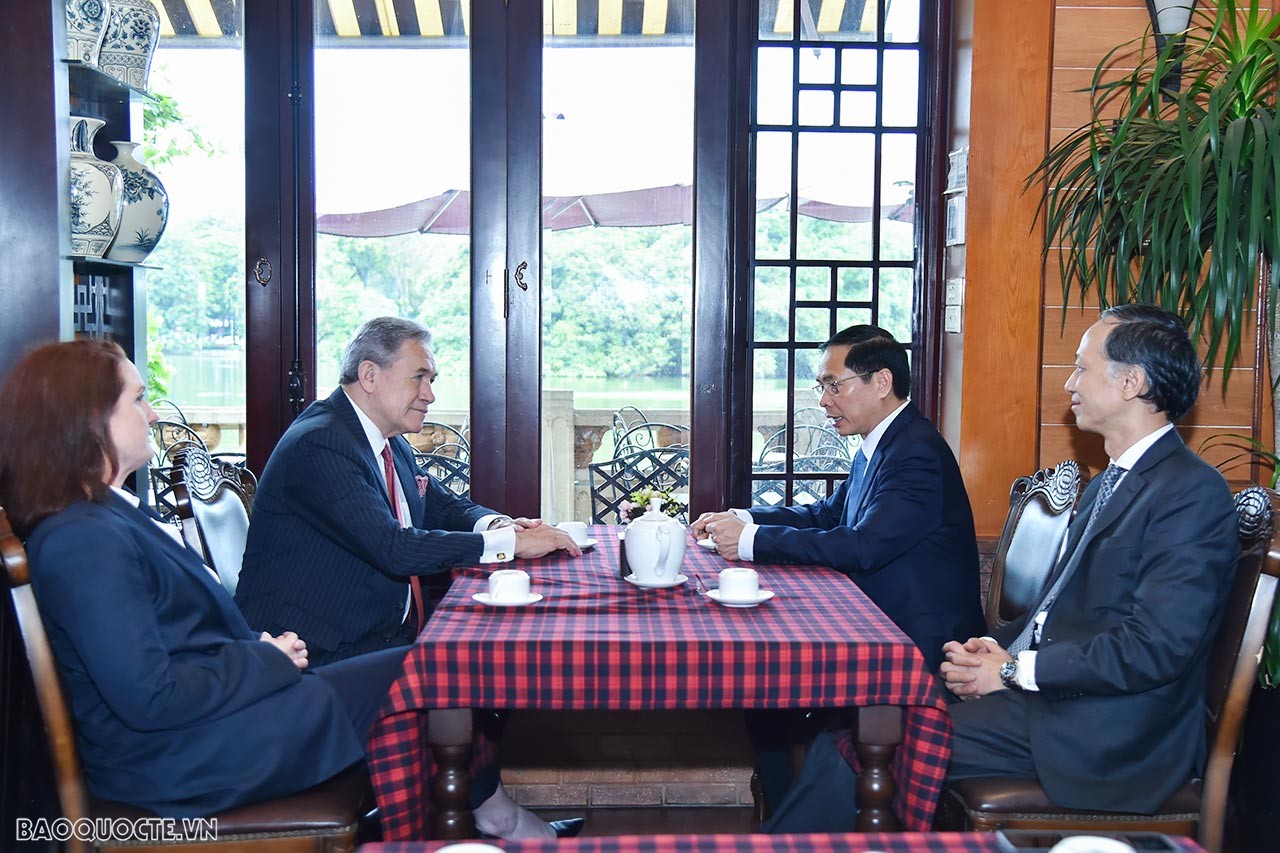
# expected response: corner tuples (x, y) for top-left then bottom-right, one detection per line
(382, 443), (425, 632)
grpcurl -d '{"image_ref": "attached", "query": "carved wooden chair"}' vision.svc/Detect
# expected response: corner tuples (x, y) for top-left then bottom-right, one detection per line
(985, 460), (1084, 631)
(0, 507), (369, 853)
(940, 486), (1280, 853)
(589, 446), (690, 524)
(171, 447), (256, 597)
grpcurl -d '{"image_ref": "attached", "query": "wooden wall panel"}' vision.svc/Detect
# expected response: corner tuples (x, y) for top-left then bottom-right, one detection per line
(954, 2), (1053, 536)
(1052, 6), (1147, 69)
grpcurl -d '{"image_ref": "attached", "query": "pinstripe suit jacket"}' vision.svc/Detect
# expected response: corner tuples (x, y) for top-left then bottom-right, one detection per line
(236, 388), (497, 664)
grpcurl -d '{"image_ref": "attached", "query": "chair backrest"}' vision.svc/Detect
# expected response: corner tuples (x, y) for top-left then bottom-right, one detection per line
(175, 447), (256, 597)
(588, 447), (690, 524)
(1198, 486), (1280, 853)
(148, 398), (190, 425)
(613, 421), (690, 458)
(985, 460), (1083, 631)
(151, 419), (207, 466)
(419, 421), (470, 458)
(611, 405), (649, 444)
(756, 423), (851, 466)
(413, 450), (472, 499)
(1, 508), (93, 853)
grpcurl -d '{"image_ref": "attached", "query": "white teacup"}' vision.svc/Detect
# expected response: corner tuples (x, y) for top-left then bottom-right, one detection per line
(555, 521), (590, 545)
(488, 569), (531, 603)
(718, 567), (760, 602)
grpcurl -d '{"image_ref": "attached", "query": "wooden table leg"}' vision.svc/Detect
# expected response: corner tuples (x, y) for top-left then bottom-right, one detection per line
(428, 708), (475, 839)
(854, 704), (903, 831)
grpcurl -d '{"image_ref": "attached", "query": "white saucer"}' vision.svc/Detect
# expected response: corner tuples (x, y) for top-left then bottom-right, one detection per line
(706, 589), (774, 608)
(576, 538), (597, 550)
(695, 538), (717, 550)
(472, 592), (544, 607)
(625, 573), (688, 590)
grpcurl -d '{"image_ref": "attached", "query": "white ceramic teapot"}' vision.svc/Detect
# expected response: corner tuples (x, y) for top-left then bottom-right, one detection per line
(624, 499), (687, 583)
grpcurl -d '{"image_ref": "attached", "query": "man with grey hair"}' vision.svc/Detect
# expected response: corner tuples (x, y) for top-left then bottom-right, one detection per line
(236, 317), (585, 839)
(237, 316), (579, 666)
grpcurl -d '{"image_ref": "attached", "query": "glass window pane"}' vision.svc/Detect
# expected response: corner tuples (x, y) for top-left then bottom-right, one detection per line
(880, 268), (914, 340)
(881, 133), (917, 261)
(313, 17), (471, 468)
(796, 132), (874, 261)
(145, 7), (246, 456)
(839, 91), (876, 126)
(838, 267), (872, 301)
(756, 132), (793, 260)
(814, 0), (879, 43)
(796, 266), (830, 302)
(798, 90), (834, 126)
(798, 47), (835, 84)
(754, 267), (791, 343)
(837, 306), (873, 329)
(543, 8), (694, 521)
(757, 47), (794, 125)
(885, 0), (921, 43)
(841, 48), (877, 85)
(760, 0), (793, 41)
(795, 307), (830, 343)
(883, 50), (920, 126)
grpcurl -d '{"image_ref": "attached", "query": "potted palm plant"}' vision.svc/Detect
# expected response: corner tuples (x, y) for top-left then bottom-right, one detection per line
(1028, 2), (1278, 849)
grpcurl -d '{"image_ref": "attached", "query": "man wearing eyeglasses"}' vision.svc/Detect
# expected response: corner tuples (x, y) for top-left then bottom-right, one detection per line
(692, 325), (985, 822)
(692, 325), (984, 668)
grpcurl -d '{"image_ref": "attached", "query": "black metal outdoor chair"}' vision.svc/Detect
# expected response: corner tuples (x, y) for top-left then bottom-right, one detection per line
(589, 447), (689, 524)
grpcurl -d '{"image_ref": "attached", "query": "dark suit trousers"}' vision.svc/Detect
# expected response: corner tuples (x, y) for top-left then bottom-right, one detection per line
(946, 689), (1039, 782)
(312, 647), (502, 807)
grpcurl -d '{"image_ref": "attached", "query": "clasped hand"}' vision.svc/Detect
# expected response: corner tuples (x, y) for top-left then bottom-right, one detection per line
(261, 631), (309, 669)
(498, 517), (583, 559)
(939, 636), (1011, 699)
(689, 511), (746, 560)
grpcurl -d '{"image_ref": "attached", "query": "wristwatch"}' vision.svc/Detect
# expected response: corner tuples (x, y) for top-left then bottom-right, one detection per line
(999, 660), (1021, 690)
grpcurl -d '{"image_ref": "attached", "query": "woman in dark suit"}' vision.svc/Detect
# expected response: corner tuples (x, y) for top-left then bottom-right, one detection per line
(0, 340), (564, 838)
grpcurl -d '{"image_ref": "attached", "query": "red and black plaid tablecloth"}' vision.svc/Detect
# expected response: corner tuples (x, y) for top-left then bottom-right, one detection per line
(366, 526), (953, 840)
(360, 832), (1205, 853)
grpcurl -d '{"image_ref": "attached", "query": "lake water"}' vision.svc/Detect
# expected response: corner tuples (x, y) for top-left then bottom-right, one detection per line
(164, 351), (796, 412)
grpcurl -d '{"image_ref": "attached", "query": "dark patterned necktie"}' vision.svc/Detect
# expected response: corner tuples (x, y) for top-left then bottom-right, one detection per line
(1007, 463), (1124, 655)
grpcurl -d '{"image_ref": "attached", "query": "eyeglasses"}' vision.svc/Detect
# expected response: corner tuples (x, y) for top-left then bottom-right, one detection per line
(812, 372), (871, 400)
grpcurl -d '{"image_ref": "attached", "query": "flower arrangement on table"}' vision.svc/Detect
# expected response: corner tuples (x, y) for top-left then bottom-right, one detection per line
(618, 487), (686, 523)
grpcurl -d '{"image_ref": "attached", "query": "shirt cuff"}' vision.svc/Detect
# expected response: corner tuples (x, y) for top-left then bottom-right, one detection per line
(475, 514), (510, 532)
(478, 527), (516, 563)
(738, 523), (759, 562)
(1015, 650), (1039, 691)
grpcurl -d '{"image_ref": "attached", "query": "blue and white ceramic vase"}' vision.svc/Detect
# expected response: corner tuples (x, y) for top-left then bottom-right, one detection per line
(97, 0), (160, 90)
(105, 142), (168, 263)
(65, 0), (112, 64)
(69, 116), (123, 258)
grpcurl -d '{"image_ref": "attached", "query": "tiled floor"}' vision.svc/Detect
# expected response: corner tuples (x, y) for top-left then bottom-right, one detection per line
(534, 806), (757, 837)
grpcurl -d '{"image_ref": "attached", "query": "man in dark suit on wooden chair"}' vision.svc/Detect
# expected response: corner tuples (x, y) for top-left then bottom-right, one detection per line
(764, 305), (1241, 832)
(691, 325), (986, 815)
(939, 303), (1240, 813)
(236, 316), (581, 666)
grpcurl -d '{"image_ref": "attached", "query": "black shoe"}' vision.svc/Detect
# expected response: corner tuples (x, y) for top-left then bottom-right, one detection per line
(549, 818), (585, 838)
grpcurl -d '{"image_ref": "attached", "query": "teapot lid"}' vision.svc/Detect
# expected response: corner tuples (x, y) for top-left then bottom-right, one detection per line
(631, 498), (676, 528)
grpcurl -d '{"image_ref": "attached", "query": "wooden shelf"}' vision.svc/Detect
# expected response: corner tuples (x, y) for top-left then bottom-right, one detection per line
(64, 60), (150, 104)
(68, 255), (160, 274)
